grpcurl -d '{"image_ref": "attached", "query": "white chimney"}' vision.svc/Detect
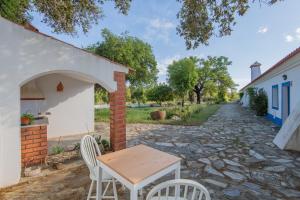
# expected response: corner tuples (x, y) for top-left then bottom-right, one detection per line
(250, 61), (261, 81)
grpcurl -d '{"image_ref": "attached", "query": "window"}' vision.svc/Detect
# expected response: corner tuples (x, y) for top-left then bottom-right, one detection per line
(272, 85), (279, 109)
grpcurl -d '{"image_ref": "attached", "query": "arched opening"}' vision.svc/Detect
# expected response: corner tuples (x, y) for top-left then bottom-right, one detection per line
(19, 70), (116, 168)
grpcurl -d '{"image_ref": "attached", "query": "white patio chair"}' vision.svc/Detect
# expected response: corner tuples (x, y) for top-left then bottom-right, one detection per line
(146, 179), (211, 200)
(81, 135), (118, 200)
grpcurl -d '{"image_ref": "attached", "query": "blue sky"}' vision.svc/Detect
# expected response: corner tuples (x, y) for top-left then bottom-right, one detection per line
(31, 0), (300, 89)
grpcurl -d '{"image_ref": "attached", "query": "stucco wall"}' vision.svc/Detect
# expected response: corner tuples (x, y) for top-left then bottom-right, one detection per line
(241, 54), (300, 125)
(0, 17), (128, 187)
(21, 74), (94, 138)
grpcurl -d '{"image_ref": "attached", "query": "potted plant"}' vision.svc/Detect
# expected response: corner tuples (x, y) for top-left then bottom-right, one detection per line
(21, 113), (35, 126)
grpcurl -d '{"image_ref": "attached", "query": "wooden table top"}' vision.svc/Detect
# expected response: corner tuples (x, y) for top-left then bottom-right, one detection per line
(97, 144), (181, 184)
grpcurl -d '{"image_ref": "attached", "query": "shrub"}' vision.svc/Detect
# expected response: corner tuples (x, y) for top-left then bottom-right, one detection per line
(146, 84), (174, 105)
(253, 89), (268, 116)
(101, 139), (110, 151)
(51, 145), (64, 155)
(247, 87), (268, 116)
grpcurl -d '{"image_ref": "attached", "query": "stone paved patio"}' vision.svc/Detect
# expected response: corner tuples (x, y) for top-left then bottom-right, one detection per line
(1, 103), (300, 200)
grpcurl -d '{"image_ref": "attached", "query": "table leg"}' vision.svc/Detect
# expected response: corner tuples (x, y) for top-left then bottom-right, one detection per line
(175, 163), (181, 179)
(130, 188), (138, 200)
(175, 163), (181, 198)
(96, 166), (103, 200)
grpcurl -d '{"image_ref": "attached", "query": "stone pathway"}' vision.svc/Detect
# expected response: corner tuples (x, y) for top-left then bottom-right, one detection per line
(1, 103), (300, 200)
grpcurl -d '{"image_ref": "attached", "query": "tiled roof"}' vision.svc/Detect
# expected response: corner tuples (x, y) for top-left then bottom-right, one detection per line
(241, 46), (300, 91)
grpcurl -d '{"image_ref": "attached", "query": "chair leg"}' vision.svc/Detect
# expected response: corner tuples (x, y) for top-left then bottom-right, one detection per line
(87, 180), (94, 200)
(112, 179), (118, 200)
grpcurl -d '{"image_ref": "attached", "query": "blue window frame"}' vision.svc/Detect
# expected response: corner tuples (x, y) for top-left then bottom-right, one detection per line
(272, 85), (279, 110)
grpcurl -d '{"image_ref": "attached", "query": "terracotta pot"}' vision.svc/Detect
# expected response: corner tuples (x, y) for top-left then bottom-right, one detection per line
(21, 117), (30, 125)
(150, 110), (166, 120)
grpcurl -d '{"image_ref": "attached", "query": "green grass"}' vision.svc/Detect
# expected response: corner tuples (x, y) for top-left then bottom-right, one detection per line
(95, 104), (220, 126)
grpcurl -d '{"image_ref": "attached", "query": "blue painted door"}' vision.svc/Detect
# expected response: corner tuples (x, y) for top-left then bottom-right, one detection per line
(282, 82), (290, 123)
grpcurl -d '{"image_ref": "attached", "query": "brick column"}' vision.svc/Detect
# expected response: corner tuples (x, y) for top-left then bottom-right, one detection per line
(109, 72), (126, 151)
(21, 125), (48, 167)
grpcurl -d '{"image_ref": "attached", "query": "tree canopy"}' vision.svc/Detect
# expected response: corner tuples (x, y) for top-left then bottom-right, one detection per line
(0, 0), (131, 34)
(193, 56), (235, 103)
(146, 84), (174, 105)
(87, 29), (158, 87)
(0, 0), (281, 49)
(167, 57), (198, 106)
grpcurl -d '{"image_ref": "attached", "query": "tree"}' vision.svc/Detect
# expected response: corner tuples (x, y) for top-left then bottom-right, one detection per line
(177, 0), (281, 49)
(1, 0), (281, 49)
(193, 56), (234, 103)
(131, 87), (146, 107)
(0, 0), (131, 34)
(94, 84), (108, 104)
(167, 58), (198, 107)
(146, 84), (174, 105)
(87, 29), (158, 88)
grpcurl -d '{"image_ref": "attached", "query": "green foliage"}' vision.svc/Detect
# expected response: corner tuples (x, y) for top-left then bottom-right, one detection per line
(95, 104), (220, 125)
(247, 87), (256, 110)
(131, 87), (146, 106)
(1, 0), (281, 49)
(177, 0), (280, 49)
(51, 145), (64, 155)
(94, 85), (108, 104)
(247, 87), (268, 116)
(0, 0), (30, 24)
(167, 57), (198, 106)
(0, 0), (131, 34)
(87, 29), (158, 87)
(21, 113), (35, 124)
(253, 89), (268, 116)
(239, 92), (244, 100)
(194, 56), (235, 103)
(101, 139), (110, 151)
(146, 84), (174, 105)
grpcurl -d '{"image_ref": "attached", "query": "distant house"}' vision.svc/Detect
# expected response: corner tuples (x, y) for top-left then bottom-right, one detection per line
(240, 47), (300, 151)
(0, 17), (128, 188)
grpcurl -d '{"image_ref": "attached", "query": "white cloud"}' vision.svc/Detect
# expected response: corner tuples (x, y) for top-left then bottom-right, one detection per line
(258, 26), (268, 34)
(285, 35), (294, 42)
(144, 18), (175, 43)
(284, 27), (300, 42)
(157, 55), (181, 76)
(150, 19), (175, 29)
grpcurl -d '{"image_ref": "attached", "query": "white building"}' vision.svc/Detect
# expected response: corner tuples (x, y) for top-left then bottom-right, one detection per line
(0, 17), (129, 187)
(240, 47), (300, 151)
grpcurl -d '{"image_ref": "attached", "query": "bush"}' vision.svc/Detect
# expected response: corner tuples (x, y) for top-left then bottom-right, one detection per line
(51, 145), (64, 155)
(253, 89), (268, 116)
(247, 88), (268, 116)
(146, 84), (174, 105)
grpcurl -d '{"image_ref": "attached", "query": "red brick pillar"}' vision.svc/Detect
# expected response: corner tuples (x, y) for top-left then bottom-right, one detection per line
(109, 72), (126, 151)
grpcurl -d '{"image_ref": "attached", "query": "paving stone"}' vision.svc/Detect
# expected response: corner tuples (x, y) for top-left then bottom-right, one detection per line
(223, 159), (243, 167)
(272, 158), (292, 163)
(223, 188), (241, 198)
(263, 165), (286, 172)
(203, 178), (228, 188)
(155, 142), (174, 147)
(249, 150), (265, 160)
(198, 158), (211, 165)
(212, 160), (225, 170)
(224, 171), (246, 182)
(204, 165), (224, 177)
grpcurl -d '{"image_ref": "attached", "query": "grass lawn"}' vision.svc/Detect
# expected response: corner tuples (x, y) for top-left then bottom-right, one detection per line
(95, 104), (220, 126)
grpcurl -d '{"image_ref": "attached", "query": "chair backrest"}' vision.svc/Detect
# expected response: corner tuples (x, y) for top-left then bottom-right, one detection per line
(146, 179), (211, 200)
(80, 135), (101, 177)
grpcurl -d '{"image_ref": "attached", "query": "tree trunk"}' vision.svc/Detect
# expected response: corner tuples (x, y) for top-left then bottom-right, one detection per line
(196, 92), (201, 104)
(181, 99), (184, 107)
